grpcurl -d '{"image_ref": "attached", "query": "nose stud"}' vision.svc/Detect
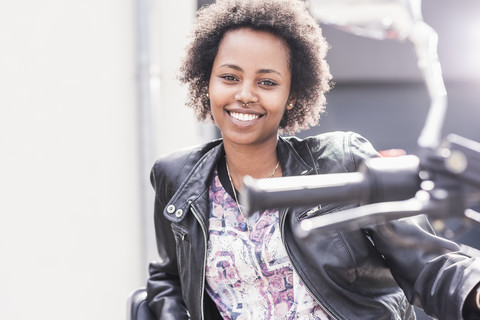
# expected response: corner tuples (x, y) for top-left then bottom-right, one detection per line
(242, 102), (249, 107)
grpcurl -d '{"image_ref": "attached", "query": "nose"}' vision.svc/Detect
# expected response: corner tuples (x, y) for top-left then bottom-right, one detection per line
(234, 82), (258, 106)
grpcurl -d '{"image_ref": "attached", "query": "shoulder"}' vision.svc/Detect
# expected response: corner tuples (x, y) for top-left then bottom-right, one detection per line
(150, 139), (222, 192)
(284, 131), (377, 154)
(283, 131), (379, 172)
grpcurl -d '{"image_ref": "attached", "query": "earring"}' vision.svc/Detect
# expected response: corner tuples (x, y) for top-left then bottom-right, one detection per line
(206, 93), (209, 98)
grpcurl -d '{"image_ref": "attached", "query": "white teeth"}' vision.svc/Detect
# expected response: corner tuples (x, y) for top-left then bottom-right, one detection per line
(230, 112), (259, 122)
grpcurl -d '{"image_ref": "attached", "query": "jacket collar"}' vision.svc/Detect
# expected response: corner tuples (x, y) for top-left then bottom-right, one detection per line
(164, 136), (315, 223)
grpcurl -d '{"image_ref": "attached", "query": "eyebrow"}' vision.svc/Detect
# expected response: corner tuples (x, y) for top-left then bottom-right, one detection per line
(219, 64), (282, 76)
(258, 68), (281, 76)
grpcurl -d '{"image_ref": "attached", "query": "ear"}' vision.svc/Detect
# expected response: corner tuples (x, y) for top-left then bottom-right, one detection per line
(286, 94), (296, 110)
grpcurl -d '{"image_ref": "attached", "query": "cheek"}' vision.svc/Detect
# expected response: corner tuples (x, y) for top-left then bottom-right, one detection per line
(208, 80), (228, 106)
(209, 98), (225, 125)
(268, 95), (290, 116)
(209, 93), (224, 112)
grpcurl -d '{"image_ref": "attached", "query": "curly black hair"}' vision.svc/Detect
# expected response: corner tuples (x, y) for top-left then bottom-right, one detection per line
(179, 0), (332, 133)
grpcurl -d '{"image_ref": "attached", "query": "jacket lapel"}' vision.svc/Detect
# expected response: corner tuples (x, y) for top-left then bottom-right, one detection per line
(163, 142), (224, 225)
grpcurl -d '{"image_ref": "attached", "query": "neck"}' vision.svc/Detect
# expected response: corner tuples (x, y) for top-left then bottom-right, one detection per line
(223, 137), (281, 191)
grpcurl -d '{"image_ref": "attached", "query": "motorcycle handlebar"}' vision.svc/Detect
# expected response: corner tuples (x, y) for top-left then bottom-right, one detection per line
(240, 155), (421, 215)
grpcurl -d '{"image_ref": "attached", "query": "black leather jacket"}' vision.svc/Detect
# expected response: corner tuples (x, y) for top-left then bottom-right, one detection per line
(146, 131), (480, 320)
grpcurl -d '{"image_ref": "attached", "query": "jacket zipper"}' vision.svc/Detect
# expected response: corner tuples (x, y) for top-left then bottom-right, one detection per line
(280, 209), (339, 320)
(298, 203), (354, 221)
(190, 203), (207, 320)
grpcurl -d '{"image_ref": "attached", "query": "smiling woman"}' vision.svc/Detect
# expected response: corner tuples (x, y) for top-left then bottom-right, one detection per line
(145, 0), (480, 319)
(208, 28), (294, 164)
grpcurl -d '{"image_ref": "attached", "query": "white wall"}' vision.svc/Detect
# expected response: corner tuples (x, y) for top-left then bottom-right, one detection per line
(143, 0), (213, 269)
(0, 0), (202, 319)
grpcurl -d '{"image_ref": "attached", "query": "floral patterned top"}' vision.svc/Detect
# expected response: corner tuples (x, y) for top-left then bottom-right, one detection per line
(205, 168), (332, 320)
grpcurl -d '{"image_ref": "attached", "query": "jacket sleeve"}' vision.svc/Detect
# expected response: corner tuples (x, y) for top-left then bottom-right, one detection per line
(146, 162), (190, 320)
(365, 216), (480, 319)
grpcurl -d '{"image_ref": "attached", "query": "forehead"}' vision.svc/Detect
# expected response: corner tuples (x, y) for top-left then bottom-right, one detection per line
(214, 28), (291, 71)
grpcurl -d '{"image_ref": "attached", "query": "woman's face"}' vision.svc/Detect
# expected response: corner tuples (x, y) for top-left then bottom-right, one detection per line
(208, 28), (294, 147)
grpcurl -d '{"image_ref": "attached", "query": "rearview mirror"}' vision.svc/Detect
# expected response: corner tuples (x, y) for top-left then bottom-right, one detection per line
(309, 0), (447, 151)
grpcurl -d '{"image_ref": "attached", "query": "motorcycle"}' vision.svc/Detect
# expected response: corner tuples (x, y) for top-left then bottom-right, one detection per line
(241, 0), (480, 242)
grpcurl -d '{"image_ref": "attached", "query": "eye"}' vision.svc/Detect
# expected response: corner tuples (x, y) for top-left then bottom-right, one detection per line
(259, 79), (277, 86)
(221, 74), (238, 82)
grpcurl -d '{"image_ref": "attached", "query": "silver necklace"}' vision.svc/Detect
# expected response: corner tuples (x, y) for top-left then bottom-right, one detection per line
(225, 157), (280, 231)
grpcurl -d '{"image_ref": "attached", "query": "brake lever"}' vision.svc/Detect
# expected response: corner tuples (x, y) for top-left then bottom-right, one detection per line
(296, 181), (480, 240)
(296, 191), (435, 238)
